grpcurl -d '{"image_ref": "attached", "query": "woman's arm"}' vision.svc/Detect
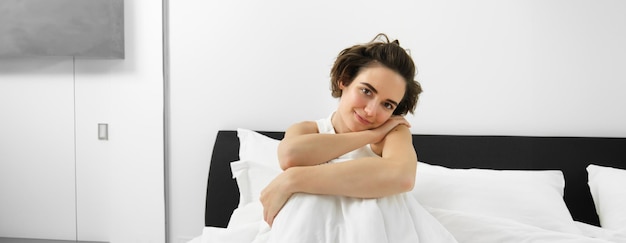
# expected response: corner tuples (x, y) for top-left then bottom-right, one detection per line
(287, 125), (416, 197)
(262, 124), (417, 225)
(277, 121), (379, 170)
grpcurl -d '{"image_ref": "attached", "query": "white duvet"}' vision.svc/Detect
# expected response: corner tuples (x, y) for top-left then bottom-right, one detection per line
(197, 155), (458, 243)
(192, 202), (626, 243)
(268, 191), (457, 243)
(194, 195), (457, 243)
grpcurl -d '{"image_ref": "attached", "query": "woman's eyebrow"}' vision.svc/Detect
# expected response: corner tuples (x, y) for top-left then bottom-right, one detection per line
(360, 82), (379, 94)
(360, 82), (399, 106)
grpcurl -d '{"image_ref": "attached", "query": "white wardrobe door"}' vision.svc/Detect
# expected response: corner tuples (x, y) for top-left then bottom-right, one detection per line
(0, 58), (77, 240)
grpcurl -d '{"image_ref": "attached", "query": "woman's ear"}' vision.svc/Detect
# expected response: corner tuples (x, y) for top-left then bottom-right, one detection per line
(338, 80), (346, 89)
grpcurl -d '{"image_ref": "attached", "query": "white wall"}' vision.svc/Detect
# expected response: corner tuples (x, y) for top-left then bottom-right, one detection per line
(83, 0), (165, 242)
(0, 0), (165, 242)
(169, 0), (626, 242)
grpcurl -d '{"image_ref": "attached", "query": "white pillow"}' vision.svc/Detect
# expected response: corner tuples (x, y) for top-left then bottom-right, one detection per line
(232, 128), (282, 207)
(587, 164), (626, 230)
(236, 128), (281, 171)
(411, 161), (581, 234)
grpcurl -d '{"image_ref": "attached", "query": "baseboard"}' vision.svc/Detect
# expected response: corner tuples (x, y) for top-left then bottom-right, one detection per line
(0, 237), (107, 243)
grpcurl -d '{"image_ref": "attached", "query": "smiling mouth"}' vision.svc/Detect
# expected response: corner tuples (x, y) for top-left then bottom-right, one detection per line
(354, 112), (371, 125)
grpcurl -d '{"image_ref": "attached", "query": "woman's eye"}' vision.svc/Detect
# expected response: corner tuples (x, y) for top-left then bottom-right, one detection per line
(360, 88), (372, 95)
(384, 103), (395, 110)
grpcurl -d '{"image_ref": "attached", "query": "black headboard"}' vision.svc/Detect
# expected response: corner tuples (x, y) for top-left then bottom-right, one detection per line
(205, 130), (626, 228)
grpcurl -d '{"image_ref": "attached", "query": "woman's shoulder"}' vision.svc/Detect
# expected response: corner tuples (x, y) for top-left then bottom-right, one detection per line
(384, 125), (413, 145)
(371, 125), (413, 155)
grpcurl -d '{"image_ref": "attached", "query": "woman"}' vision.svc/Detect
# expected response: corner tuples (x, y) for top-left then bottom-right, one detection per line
(260, 34), (456, 243)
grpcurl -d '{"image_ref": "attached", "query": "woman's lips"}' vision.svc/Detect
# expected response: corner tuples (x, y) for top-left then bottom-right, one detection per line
(354, 112), (371, 125)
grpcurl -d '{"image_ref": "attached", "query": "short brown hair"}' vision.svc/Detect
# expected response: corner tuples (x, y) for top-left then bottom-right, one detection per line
(330, 33), (422, 115)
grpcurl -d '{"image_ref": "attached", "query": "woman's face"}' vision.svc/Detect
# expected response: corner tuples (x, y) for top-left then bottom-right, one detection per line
(333, 64), (406, 133)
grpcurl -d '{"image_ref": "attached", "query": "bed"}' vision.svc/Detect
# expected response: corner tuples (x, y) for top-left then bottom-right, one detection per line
(194, 129), (626, 243)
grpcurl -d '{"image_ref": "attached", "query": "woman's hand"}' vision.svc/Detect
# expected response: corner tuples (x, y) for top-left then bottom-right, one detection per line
(260, 169), (296, 227)
(370, 116), (411, 143)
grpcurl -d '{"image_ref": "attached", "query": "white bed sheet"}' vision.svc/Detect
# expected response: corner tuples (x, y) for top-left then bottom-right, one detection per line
(574, 221), (626, 243)
(426, 207), (626, 243)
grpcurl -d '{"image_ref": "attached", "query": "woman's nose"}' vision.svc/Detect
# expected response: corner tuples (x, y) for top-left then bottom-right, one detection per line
(364, 101), (377, 117)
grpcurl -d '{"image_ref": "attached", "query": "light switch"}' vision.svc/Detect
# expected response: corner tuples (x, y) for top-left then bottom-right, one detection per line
(98, 123), (108, 140)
